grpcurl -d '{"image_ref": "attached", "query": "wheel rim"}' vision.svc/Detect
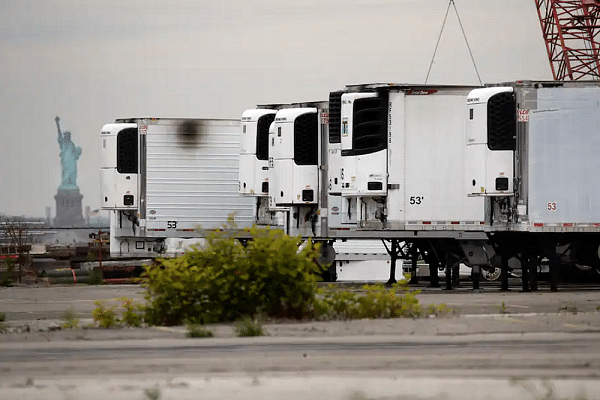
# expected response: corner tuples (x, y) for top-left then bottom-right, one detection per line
(481, 267), (501, 281)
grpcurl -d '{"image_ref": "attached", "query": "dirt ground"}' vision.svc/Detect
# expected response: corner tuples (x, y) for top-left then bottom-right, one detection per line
(1, 285), (600, 400)
(0, 284), (599, 342)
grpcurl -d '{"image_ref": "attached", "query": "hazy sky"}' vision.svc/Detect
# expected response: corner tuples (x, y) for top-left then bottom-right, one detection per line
(1, 0), (552, 218)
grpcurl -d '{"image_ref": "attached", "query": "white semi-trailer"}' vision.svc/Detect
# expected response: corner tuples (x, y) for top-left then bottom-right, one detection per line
(328, 84), (493, 285)
(100, 118), (255, 258)
(328, 84), (485, 234)
(466, 80), (600, 288)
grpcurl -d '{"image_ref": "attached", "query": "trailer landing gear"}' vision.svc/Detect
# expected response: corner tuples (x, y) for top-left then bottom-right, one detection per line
(382, 239), (402, 286)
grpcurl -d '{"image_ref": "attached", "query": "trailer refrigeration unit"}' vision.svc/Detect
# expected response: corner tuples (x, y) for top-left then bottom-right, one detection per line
(466, 81), (600, 287)
(240, 101), (330, 238)
(101, 118), (255, 258)
(239, 109), (282, 227)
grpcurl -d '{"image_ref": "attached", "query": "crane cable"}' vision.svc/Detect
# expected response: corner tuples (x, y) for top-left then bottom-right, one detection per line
(425, 0), (482, 85)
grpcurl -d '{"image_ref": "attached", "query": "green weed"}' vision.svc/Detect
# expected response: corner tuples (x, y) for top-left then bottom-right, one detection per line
(234, 316), (265, 337)
(119, 297), (143, 327)
(91, 298), (146, 328)
(426, 303), (460, 317)
(313, 282), (426, 320)
(185, 322), (214, 338)
(144, 387), (161, 400)
(61, 308), (80, 329)
(497, 301), (508, 314)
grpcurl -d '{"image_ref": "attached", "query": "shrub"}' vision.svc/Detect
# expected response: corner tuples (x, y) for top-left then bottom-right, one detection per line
(142, 220), (323, 326)
(87, 268), (103, 285)
(92, 300), (119, 328)
(0, 312), (5, 322)
(1, 258), (15, 287)
(234, 316), (265, 337)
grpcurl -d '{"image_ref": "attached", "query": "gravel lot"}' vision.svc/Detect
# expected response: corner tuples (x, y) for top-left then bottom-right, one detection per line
(1, 284), (600, 400)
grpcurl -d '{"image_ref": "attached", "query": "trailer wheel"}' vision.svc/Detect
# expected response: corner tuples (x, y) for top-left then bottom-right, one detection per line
(318, 241), (337, 282)
(481, 267), (501, 281)
(321, 263), (337, 282)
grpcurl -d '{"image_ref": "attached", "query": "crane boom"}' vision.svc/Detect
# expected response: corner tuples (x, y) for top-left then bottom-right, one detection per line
(535, 0), (600, 80)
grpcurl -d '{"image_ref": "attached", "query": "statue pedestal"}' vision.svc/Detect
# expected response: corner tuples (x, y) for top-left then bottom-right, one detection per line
(54, 189), (85, 227)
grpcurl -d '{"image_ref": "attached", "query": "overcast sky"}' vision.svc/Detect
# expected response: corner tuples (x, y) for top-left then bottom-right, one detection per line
(1, 0), (551, 218)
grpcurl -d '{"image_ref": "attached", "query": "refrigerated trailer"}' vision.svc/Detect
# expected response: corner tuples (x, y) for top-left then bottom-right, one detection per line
(100, 118), (255, 258)
(327, 84), (486, 235)
(466, 80), (600, 285)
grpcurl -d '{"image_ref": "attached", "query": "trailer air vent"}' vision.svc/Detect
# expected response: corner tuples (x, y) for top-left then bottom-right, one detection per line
(117, 128), (138, 174)
(261, 181), (269, 194)
(495, 177), (509, 191)
(123, 194), (134, 206)
(368, 182), (383, 191)
(294, 112), (318, 165)
(256, 113), (275, 161)
(352, 92), (388, 156)
(328, 91), (344, 144)
(302, 189), (314, 202)
(487, 92), (516, 151)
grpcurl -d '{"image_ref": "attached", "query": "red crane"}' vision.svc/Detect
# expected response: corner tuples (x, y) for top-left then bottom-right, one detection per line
(535, 0), (600, 80)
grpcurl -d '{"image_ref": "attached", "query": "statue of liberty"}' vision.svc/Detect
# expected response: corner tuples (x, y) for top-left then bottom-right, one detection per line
(55, 116), (82, 190)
